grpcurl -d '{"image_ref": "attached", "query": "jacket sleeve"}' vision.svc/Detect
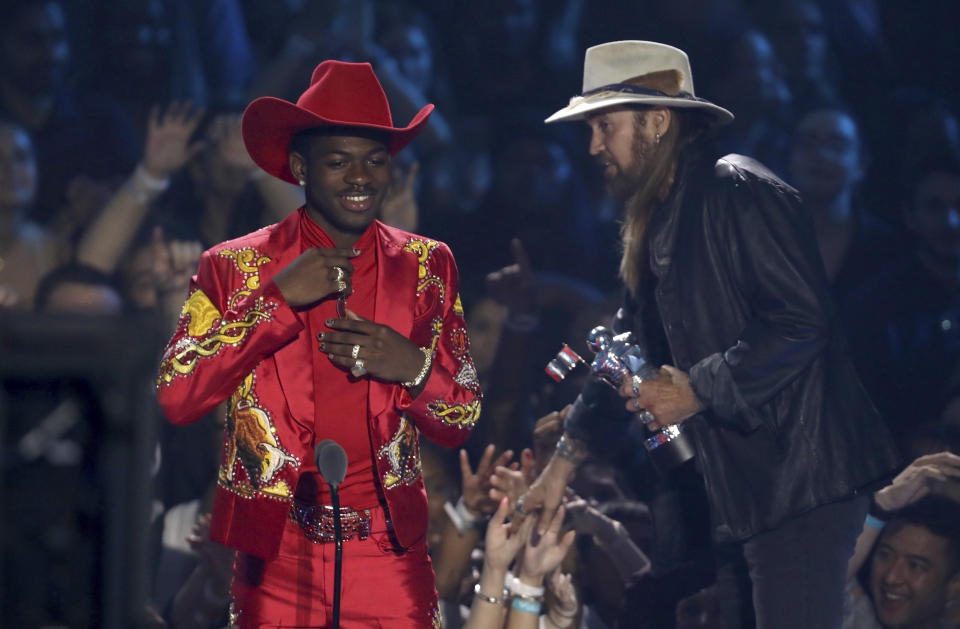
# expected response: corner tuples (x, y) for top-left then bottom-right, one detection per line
(396, 242), (481, 448)
(156, 249), (303, 425)
(688, 163), (833, 431)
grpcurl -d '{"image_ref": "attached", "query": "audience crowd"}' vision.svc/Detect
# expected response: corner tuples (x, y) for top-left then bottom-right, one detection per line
(3, 0), (960, 627)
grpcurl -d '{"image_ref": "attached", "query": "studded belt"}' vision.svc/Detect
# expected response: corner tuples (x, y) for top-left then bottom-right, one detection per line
(289, 501), (372, 543)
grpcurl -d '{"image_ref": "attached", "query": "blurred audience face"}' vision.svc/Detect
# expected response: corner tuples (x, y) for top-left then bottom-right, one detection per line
(904, 170), (960, 260)
(43, 282), (124, 314)
(789, 109), (862, 204)
(718, 31), (791, 123)
(0, 1), (70, 96)
(102, 0), (172, 84)
(380, 23), (433, 94)
(763, 0), (828, 84)
(0, 121), (38, 212)
(494, 138), (572, 211)
(870, 523), (959, 629)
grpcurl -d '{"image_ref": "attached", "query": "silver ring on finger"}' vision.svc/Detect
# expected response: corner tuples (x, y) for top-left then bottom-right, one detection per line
(351, 344), (361, 359)
(351, 357), (367, 378)
(638, 410), (657, 425)
(631, 374), (643, 396)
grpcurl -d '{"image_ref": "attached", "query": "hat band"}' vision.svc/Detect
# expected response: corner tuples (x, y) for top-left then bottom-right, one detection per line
(581, 83), (713, 106)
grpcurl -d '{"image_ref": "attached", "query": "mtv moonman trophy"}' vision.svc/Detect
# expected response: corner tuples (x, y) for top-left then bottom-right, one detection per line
(545, 326), (696, 473)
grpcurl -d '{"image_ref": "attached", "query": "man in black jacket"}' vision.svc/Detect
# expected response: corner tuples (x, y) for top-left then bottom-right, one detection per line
(520, 41), (900, 628)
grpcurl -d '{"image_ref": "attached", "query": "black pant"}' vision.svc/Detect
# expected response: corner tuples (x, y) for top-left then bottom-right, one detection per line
(738, 496), (868, 629)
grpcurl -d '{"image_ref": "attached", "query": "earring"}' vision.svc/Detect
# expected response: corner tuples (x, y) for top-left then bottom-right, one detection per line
(655, 133), (661, 145)
(297, 177), (306, 186)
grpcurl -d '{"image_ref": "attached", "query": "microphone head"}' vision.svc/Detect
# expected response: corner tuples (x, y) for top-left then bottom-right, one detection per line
(314, 439), (348, 488)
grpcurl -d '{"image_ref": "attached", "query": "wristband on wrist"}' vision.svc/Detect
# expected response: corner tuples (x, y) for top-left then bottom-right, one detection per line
(507, 572), (545, 599)
(401, 346), (432, 390)
(554, 433), (588, 465)
(865, 513), (886, 530)
(128, 164), (171, 204)
(511, 598), (542, 614)
(443, 496), (483, 533)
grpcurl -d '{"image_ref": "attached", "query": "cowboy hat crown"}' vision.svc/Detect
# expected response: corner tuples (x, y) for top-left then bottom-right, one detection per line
(242, 60), (433, 184)
(545, 41), (733, 125)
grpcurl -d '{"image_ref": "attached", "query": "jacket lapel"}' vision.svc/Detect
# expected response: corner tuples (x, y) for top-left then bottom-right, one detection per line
(369, 222), (418, 423)
(261, 211), (315, 430)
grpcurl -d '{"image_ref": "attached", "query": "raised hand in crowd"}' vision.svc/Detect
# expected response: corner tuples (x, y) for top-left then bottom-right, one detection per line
(381, 160), (420, 232)
(434, 444), (515, 601)
(490, 448), (535, 510)
(543, 570), (579, 629)
(564, 496), (650, 585)
(485, 238), (536, 318)
(465, 497), (536, 629)
(515, 407), (582, 533)
(532, 407), (569, 474)
(462, 444), (516, 518)
(873, 450), (960, 511)
(142, 102), (206, 181)
(76, 102), (205, 274)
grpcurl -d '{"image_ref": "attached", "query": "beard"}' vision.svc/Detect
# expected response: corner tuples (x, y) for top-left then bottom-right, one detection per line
(603, 128), (656, 201)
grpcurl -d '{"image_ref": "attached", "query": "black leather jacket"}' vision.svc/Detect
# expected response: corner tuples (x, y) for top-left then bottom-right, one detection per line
(566, 147), (900, 542)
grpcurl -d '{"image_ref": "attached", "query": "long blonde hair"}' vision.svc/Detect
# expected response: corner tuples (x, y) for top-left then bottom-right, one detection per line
(619, 109), (706, 294)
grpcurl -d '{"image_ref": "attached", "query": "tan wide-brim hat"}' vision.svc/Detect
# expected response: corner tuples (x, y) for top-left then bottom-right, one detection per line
(545, 41), (734, 125)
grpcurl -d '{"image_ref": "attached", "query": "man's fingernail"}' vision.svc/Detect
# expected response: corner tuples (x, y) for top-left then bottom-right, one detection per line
(328, 353), (334, 360)
(325, 319), (334, 326)
(352, 248), (361, 255)
(319, 342), (325, 350)
(317, 332), (324, 340)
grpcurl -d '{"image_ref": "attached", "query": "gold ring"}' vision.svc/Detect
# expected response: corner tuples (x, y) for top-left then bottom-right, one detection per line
(333, 266), (345, 282)
(335, 280), (347, 293)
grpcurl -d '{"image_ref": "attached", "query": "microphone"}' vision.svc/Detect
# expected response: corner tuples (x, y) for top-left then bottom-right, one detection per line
(314, 439), (347, 489)
(314, 439), (347, 629)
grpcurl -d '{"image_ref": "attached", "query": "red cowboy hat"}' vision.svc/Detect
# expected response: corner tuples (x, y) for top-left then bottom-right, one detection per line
(242, 60), (433, 184)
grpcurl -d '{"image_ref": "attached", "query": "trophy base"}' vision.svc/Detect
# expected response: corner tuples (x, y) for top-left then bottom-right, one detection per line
(643, 425), (696, 473)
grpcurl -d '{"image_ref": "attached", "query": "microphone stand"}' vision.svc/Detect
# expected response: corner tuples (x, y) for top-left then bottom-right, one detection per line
(330, 482), (343, 629)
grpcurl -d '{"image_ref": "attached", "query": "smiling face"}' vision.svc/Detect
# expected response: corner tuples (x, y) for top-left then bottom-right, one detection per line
(289, 130), (391, 247)
(870, 523), (959, 629)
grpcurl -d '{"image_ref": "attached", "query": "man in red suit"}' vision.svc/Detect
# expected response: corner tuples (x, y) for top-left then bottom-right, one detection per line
(156, 60), (481, 628)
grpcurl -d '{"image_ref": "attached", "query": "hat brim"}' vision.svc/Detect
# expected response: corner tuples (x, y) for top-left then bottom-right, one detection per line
(242, 97), (434, 184)
(545, 93), (734, 125)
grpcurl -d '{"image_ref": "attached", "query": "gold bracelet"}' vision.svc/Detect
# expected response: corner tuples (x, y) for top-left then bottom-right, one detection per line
(402, 347), (432, 390)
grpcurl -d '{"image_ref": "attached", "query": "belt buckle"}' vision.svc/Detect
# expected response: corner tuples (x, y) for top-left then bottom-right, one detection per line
(291, 502), (372, 544)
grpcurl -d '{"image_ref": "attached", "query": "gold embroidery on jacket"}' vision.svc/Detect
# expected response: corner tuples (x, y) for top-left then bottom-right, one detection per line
(158, 299), (272, 384)
(403, 238), (444, 301)
(219, 248), (272, 308)
(427, 399), (481, 428)
(220, 372), (297, 498)
(377, 417), (422, 490)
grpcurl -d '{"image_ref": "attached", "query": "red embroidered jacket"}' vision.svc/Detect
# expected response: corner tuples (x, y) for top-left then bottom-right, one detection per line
(156, 212), (481, 559)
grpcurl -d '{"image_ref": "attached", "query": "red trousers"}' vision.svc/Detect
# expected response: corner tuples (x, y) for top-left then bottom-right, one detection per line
(230, 505), (440, 628)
